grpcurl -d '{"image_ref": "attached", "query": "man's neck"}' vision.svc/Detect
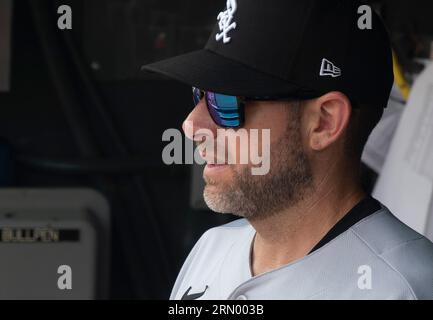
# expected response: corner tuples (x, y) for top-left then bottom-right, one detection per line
(249, 179), (365, 277)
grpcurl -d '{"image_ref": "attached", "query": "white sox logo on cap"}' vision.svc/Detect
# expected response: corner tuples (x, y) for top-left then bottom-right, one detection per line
(216, 0), (238, 44)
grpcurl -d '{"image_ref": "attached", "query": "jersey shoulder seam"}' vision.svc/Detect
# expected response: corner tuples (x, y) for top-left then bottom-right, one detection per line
(352, 208), (388, 227)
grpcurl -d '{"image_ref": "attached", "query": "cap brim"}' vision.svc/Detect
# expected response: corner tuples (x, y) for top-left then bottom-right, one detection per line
(141, 49), (309, 97)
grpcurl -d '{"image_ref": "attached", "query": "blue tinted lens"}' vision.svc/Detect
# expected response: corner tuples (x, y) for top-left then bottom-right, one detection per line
(205, 92), (243, 128)
(192, 87), (203, 106)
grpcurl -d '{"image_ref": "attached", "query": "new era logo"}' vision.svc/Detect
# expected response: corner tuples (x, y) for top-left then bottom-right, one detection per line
(320, 58), (342, 78)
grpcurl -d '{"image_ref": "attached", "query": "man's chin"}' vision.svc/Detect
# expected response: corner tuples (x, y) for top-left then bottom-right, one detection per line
(203, 183), (223, 198)
(202, 165), (252, 216)
(203, 185), (235, 214)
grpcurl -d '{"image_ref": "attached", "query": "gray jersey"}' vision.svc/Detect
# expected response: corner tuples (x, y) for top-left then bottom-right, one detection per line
(171, 207), (433, 300)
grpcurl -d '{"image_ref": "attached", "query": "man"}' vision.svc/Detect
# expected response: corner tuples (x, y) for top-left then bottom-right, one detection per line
(142, 0), (433, 299)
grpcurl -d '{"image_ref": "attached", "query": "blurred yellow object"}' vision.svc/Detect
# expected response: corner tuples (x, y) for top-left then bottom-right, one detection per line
(392, 50), (411, 101)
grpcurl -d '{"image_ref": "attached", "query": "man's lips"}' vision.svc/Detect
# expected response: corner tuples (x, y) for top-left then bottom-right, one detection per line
(204, 163), (230, 176)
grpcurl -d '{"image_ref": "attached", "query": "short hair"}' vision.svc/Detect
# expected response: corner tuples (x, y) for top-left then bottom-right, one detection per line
(344, 105), (384, 161)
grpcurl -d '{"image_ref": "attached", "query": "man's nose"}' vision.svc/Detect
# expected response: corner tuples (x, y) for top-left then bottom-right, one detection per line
(182, 99), (218, 141)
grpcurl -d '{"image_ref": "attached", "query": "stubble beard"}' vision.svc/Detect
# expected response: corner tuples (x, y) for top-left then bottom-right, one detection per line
(203, 116), (314, 221)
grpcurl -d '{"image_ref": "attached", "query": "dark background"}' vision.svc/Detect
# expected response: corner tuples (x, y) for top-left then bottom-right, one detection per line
(0, 0), (432, 299)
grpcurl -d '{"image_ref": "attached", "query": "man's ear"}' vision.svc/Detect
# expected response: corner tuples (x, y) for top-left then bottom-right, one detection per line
(307, 92), (352, 152)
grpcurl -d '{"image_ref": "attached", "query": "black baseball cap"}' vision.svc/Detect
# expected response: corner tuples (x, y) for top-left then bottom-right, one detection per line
(141, 0), (394, 109)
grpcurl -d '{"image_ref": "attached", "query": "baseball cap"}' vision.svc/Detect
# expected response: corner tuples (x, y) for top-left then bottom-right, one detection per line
(141, 0), (394, 109)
